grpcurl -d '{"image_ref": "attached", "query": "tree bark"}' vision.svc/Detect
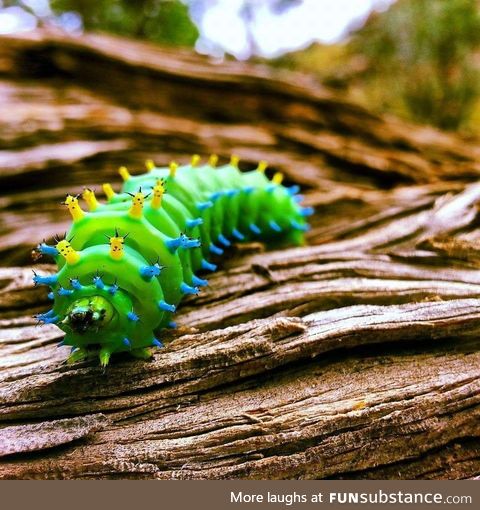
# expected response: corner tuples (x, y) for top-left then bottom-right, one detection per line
(0, 30), (479, 480)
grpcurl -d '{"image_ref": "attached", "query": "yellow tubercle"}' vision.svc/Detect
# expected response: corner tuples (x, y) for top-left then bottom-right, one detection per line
(169, 161), (178, 178)
(145, 159), (155, 172)
(109, 234), (125, 260)
(102, 183), (115, 201)
(208, 154), (218, 167)
(82, 188), (99, 211)
(230, 155), (239, 168)
(257, 160), (268, 173)
(129, 190), (145, 219)
(191, 154), (201, 167)
(56, 240), (80, 265)
(63, 195), (85, 222)
(119, 166), (131, 181)
(272, 172), (284, 184)
(151, 179), (165, 209)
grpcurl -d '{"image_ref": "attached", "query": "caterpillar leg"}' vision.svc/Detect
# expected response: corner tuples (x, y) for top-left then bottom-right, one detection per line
(67, 347), (89, 364)
(130, 347), (153, 360)
(99, 347), (113, 367)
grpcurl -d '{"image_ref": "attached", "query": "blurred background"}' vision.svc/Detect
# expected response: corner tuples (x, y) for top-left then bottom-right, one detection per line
(2, 0), (480, 133)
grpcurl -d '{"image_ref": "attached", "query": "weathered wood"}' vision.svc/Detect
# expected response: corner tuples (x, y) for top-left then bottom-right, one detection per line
(0, 30), (480, 480)
(2, 31), (480, 265)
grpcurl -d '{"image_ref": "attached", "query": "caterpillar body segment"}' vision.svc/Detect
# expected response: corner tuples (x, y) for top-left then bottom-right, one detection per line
(35, 158), (310, 365)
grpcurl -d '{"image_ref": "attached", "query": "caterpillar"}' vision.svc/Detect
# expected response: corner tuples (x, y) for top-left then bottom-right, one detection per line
(33, 155), (312, 366)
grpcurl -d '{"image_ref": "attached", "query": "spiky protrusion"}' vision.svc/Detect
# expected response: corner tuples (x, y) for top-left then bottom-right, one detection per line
(169, 161), (178, 178)
(166, 233), (201, 253)
(201, 259), (217, 272)
(151, 179), (165, 209)
(145, 159), (155, 172)
(37, 241), (59, 257)
(230, 154), (239, 168)
(249, 223), (261, 235)
(208, 154), (218, 167)
(103, 183), (116, 201)
(33, 270), (58, 286)
(197, 201), (213, 211)
(186, 217), (203, 229)
(191, 154), (201, 167)
(257, 160), (268, 173)
(119, 166), (131, 182)
(56, 238), (80, 265)
(272, 172), (284, 185)
(108, 228), (127, 260)
(129, 189), (147, 218)
(63, 195), (85, 222)
(140, 263), (163, 280)
(82, 188), (99, 211)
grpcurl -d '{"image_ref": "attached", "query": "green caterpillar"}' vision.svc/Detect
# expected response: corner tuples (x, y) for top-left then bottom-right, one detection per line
(33, 156), (312, 366)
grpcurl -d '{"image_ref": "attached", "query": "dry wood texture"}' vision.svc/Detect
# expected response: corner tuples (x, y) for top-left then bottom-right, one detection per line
(0, 30), (479, 480)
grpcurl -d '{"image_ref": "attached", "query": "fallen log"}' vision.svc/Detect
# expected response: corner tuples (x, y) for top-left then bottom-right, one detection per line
(0, 30), (479, 480)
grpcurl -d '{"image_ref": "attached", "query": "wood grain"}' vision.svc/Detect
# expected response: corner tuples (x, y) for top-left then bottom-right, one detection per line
(0, 30), (479, 480)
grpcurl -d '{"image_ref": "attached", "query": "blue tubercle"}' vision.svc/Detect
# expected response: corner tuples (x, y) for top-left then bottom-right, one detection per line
(127, 311), (139, 322)
(186, 217), (203, 228)
(291, 220), (310, 231)
(140, 263), (162, 280)
(210, 191), (224, 201)
(300, 206), (314, 217)
(249, 223), (261, 235)
(167, 235), (201, 252)
(197, 201), (214, 211)
(93, 276), (105, 289)
(69, 278), (82, 290)
(232, 228), (245, 240)
(58, 287), (74, 297)
(201, 259), (217, 272)
(36, 311), (59, 324)
(152, 338), (164, 348)
(269, 220), (282, 232)
(217, 234), (231, 247)
(180, 282), (198, 295)
(192, 275), (208, 287)
(158, 300), (176, 313)
(33, 272), (58, 287)
(182, 237), (201, 249)
(209, 243), (224, 256)
(38, 242), (59, 257)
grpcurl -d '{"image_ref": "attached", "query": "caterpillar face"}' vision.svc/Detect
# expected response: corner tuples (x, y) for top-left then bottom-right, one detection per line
(63, 296), (112, 334)
(34, 156), (312, 366)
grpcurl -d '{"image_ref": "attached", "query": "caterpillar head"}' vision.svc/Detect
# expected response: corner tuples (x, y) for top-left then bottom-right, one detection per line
(62, 295), (114, 335)
(57, 274), (139, 365)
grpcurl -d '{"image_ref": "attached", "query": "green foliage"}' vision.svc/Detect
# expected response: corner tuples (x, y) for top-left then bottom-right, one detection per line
(353, 0), (480, 130)
(50, 0), (199, 47)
